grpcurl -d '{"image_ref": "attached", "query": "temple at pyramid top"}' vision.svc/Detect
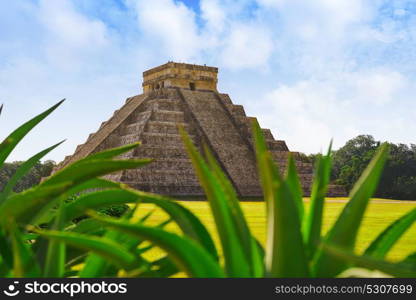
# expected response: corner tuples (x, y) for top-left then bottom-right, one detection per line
(142, 62), (218, 93)
(52, 62), (346, 197)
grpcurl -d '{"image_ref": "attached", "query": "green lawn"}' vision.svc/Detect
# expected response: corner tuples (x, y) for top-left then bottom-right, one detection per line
(134, 198), (416, 264)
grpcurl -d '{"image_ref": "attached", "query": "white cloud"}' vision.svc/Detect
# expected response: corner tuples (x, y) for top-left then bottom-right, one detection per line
(352, 69), (408, 105)
(200, 0), (226, 32)
(251, 68), (414, 154)
(258, 0), (370, 36)
(37, 0), (110, 71)
(131, 0), (202, 61)
(220, 23), (273, 69)
(253, 80), (348, 153)
(39, 0), (108, 48)
(0, 0), (140, 162)
(130, 0), (275, 69)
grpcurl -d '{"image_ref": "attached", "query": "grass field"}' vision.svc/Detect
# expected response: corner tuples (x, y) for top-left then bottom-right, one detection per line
(134, 198), (416, 265)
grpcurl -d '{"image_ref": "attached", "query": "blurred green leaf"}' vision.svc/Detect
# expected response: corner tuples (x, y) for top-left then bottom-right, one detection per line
(63, 188), (217, 260)
(138, 191), (219, 261)
(303, 144), (332, 259)
(41, 159), (151, 189)
(253, 121), (309, 277)
(33, 179), (126, 226)
(10, 225), (40, 277)
(180, 127), (251, 277)
(26, 159), (150, 225)
(0, 228), (13, 269)
(66, 178), (125, 195)
(43, 198), (67, 277)
(137, 256), (178, 278)
(0, 182), (72, 225)
(79, 229), (128, 278)
(400, 252), (416, 269)
(91, 213), (224, 278)
(83, 142), (141, 161)
(322, 243), (416, 278)
(64, 189), (138, 222)
(365, 207), (416, 259)
(69, 219), (105, 235)
(313, 143), (389, 277)
(286, 154), (304, 222)
(203, 145), (255, 269)
(79, 207), (145, 278)
(37, 229), (140, 271)
(0, 141), (64, 203)
(251, 237), (265, 277)
(0, 100), (64, 168)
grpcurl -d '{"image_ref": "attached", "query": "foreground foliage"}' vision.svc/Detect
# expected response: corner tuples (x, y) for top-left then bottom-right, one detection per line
(0, 101), (415, 278)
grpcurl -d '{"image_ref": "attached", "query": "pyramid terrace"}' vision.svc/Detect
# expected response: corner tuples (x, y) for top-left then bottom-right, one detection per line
(53, 62), (345, 197)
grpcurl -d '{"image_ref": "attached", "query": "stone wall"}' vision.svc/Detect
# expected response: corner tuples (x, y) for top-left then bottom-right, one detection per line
(179, 89), (262, 196)
(142, 62), (218, 94)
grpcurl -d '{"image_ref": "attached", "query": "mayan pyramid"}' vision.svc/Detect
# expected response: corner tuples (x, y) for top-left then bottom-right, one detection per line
(54, 62), (345, 197)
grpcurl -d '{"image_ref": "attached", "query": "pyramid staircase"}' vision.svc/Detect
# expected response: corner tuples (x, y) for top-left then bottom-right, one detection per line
(53, 87), (346, 197)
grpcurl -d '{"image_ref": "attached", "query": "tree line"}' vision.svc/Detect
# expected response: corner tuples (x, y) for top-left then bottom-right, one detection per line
(310, 135), (416, 200)
(0, 160), (56, 193)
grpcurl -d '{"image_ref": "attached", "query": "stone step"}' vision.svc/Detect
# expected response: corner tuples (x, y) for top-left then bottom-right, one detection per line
(140, 132), (195, 147)
(125, 183), (204, 196)
(267, 140), (289, 151)
(235, 117), (255, 140)
(271, 151), (292, 160)
(119, 133), (140, 145)
(279, 163), (313, 174)
(151, 110), (185, 122)
(262, 129), (274, 140)
(75, 144), (84, 153)
(218, 93), (233, 104)
(224, 103), (246, 117)
(180, 89), (261, 196)
(145, 98), (183, 112)
(123, 121), (147, 135)
(140, 158), (193, 171)
(126, 111), (152, 124)
(134, 145), (189, 159)
(295, 164), (313, 174)
(124, 96), (135, 104)
(298, 173), (313, 182)
(144, 121), (190, 135)
(327, 184), (347, 197)
(230, 104), (246, 117)
(299, 184), (346, 197)
(236, 116), (252, 128)
(237, 186), (264, 197)
(149, 88), (181, 100)
(121, 169), (199, 185)
(103, 172), (123, 182)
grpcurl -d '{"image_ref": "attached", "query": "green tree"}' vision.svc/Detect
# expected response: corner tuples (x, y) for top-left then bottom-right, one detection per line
(377, 143), (416, 199)
(0, 160), (56, 193)
(331, 135), (416, 200)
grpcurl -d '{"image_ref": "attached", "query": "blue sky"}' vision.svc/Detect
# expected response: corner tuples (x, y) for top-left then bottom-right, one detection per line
(1, 0), (416, 162)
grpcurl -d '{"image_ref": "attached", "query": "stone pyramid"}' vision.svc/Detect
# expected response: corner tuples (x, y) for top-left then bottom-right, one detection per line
(54, 62), (345, 197)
